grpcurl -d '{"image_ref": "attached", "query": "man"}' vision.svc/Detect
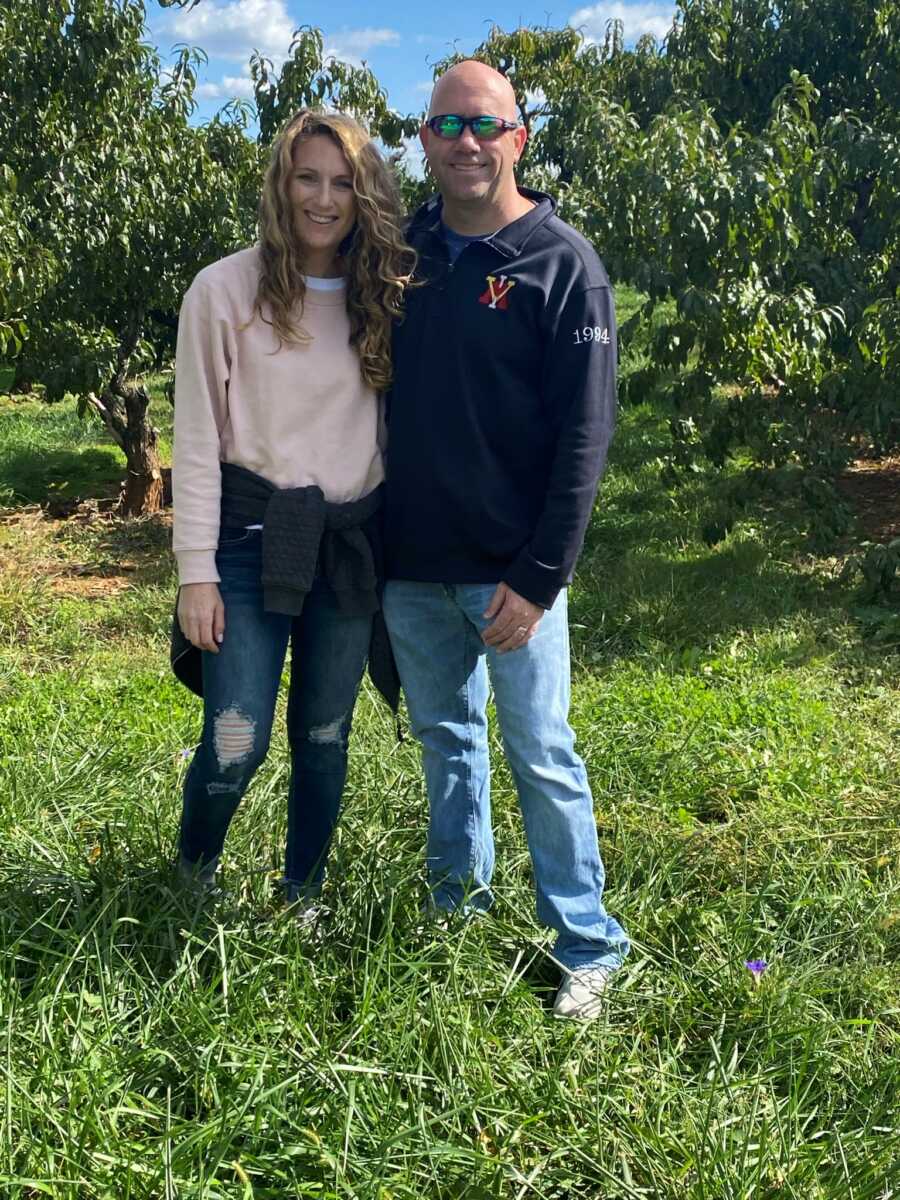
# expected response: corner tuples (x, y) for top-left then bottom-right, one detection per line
(382, 60), (629, 1020)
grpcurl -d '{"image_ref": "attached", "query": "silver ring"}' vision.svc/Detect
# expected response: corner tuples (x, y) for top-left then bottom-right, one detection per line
(516, 626), (527, 634)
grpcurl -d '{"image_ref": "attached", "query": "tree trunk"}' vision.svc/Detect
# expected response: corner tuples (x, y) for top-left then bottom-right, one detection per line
(121, 400), (163, 514)
(116, 378), (163, 515)
(89, 377), (164, 515)
(87, 307), (164, 516)
(11, 363), (35, 394)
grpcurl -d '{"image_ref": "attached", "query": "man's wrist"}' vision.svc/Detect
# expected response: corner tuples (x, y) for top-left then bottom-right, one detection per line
(502, 557), (560, 610)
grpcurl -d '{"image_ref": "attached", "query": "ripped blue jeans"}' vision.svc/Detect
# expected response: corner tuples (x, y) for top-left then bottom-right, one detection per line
(179, 526), (372, 900)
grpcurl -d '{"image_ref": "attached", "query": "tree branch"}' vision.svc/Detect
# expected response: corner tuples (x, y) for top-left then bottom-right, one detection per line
(85, 390), (127, 446)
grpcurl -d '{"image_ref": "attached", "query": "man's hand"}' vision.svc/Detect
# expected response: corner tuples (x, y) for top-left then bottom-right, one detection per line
(482, 582), (544, 653)
(178, 582), (225, 653)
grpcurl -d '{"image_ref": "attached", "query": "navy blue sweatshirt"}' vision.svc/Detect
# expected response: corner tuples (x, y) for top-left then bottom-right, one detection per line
(385, 189), (617, 609)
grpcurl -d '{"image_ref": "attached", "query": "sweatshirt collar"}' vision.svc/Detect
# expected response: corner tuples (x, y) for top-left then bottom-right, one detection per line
(412, 187), (555, 259)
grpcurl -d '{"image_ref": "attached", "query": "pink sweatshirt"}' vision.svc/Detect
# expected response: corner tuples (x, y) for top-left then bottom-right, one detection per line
(172, 247), (384, 585)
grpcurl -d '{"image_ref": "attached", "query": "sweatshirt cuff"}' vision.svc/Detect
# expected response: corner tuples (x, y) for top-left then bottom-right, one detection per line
(175, 549), (221, 586)
(502, 552), (566, 610)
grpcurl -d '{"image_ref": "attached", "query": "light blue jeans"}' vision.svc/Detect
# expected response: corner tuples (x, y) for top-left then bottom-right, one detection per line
(383, 581), (629, 971)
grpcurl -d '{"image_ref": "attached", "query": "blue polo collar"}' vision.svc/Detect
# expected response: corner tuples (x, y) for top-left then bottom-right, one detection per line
(415, 188), (554, 259)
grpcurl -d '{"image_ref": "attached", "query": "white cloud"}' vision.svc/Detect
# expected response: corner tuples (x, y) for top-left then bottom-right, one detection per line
(158, 5), (401, 86)
(413, 80), (435, 95)
(159, 0), (294, 64)
(569, 1), (675, 43)
(196, 73), (255, 100)
(322, 28), (400, 70)
(325, 28), (400, 58)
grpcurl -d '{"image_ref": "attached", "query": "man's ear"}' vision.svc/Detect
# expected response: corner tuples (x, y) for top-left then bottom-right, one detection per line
(419, 122), (430, 157)
(513, 124), (528, 163)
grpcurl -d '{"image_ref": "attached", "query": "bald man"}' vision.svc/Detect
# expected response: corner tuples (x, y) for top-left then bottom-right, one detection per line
(382, 61), (629, 1020)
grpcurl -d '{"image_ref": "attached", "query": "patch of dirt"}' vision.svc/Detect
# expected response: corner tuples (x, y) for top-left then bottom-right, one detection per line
(0, 496), (172, 527)
(0, 550), (140, 600)
(48, 562), (138, 599)
(41, 467), (172, 518)
(836, 456), (900, 543)
(0, 501), (173, 600)
(43, 494), (121, 519)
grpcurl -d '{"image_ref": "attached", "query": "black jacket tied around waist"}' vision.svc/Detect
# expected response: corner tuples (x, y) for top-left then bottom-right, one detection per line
(171, 462), (400, 712)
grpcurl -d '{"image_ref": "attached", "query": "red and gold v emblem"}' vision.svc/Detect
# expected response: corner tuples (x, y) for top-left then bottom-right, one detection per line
(478, 274), (517, 311)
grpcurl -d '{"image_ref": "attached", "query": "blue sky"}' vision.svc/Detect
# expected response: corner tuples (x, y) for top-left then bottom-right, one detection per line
(147, 0), (678, 131)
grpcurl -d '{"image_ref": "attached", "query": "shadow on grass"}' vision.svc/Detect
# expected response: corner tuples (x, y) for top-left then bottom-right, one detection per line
(570, 404), (847, 664)
(0, 445), (123, 506)
(571, 539), (836, 665)
(0, 862), (231, 996)
(55, 512), (175, 588)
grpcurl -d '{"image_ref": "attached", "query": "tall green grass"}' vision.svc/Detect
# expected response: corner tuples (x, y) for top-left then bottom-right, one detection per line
(0, 359), (897, 1198)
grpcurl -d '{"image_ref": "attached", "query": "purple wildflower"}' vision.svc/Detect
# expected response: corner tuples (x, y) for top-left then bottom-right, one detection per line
(745, 959), (768, 984)
(179, 748), (193, 761)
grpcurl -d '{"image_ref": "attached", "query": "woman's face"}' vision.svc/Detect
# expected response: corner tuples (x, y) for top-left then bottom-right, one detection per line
(288, 133), (357, 268)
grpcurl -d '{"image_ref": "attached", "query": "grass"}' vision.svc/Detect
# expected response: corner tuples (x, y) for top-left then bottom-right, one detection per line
(0, 352), (898, 1198)
(0, 374), (173, 507)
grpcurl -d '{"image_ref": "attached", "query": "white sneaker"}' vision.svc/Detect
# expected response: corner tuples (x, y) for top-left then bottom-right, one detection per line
(553, 966), (614, 1020)
(286, 900), (326, 930)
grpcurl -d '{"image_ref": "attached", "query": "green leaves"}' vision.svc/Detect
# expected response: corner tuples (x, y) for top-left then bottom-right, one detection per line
(452, 8), (898, 474)
(0, 0), (267, 509)
(842, 539), (900, 602)
(251, 29), (419, 152)
(3, 2), (898, 502)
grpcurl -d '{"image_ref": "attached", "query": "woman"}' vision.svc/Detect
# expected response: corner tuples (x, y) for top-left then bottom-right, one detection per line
(171, 109), (413, 914)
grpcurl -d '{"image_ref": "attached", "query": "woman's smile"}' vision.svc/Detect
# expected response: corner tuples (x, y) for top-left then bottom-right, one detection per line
(289, 135), (356, 273)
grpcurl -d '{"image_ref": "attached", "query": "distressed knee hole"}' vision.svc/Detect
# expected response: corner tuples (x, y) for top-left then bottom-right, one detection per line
(307, 716), (345, 745)
(213, 706), (256, 769)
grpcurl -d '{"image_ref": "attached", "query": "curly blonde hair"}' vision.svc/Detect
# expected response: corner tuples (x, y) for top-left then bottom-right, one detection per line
(255, 109), (415, 392)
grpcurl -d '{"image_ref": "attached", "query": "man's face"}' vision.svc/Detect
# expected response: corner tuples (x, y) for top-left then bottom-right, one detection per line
(421, 75), (527, 208)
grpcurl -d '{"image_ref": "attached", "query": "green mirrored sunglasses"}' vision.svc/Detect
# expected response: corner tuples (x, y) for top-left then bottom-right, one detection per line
(426, 114), (520, 140)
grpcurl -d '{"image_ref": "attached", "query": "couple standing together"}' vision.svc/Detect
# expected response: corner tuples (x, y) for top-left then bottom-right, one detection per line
(172, 61), (630, 1020)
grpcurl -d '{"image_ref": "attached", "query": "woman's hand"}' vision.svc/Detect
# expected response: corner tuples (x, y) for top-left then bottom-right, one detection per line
(178, 583), (225, 653)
